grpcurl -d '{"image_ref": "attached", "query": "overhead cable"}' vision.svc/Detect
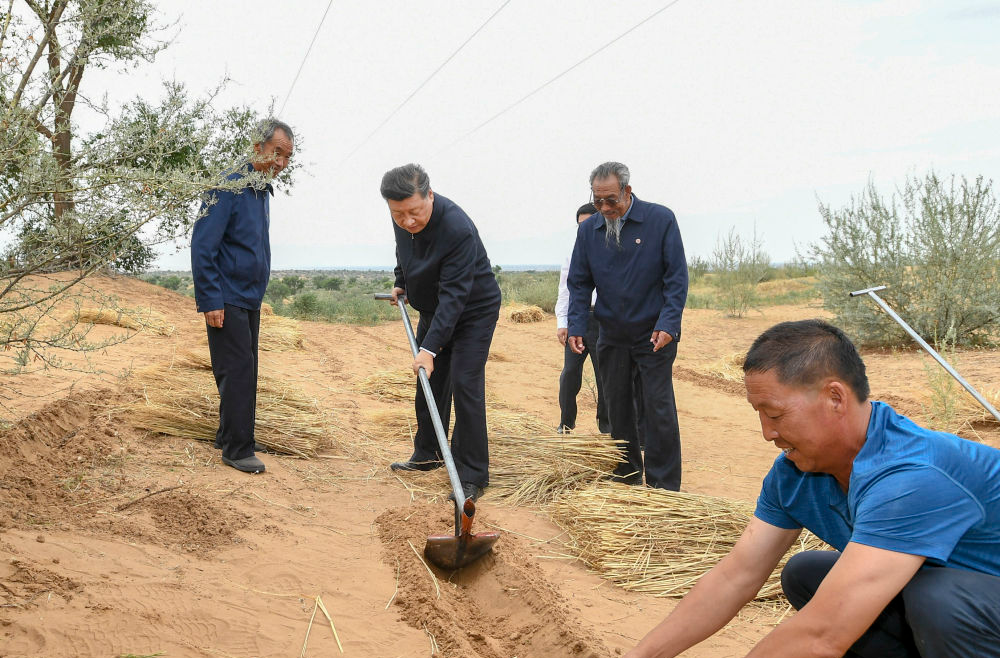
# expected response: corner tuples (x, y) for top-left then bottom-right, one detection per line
(336, 0), (513, 167)
(279, 0), (336, 116)
(437, 0), (685, 155)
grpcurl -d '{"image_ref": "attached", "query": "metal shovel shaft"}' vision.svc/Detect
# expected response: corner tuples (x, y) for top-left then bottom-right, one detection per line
(374, 293), (468, 535)
(850, 286), (1000, 423)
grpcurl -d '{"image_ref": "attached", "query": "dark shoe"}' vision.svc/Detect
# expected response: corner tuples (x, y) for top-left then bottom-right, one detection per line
(598, 420), (612, 434)
(447, 482), (484, 503)
(222, 455), (266, 473)
(390, 457), (443, 472)
(608, 464), (642, 486)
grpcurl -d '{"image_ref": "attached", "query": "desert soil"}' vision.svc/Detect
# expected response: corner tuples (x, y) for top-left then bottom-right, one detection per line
(1, 274), (997, 658)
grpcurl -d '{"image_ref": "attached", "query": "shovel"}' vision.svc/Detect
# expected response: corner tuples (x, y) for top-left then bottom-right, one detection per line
(374, 293), (500, 569)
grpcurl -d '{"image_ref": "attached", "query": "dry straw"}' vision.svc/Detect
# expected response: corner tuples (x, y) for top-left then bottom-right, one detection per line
(353, 369), (413, 401)
(73, 306), (175, 335)
(366, 408), (622, 506)
(507, 303), (545, 323)
(127, 352), (329, 457)
(549, 481), (828, 600)
(260, 313), (304, 352)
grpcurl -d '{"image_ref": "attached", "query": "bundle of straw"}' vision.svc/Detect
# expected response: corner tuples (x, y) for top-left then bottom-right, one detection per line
(367, 408), (622, 505)
(73, 307), (175, 335)
(699, 352), (746, 383)
(260, 302), (275, 316)
(259, 313), (304, 351)
(353, 370), (413, 401)
(507, 304), (545, 323)
(549, 482), (828, 599)
(127, 352), (328, 456)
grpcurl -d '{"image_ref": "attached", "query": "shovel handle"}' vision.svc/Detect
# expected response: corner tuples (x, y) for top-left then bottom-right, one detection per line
(375, 292), (469, 535)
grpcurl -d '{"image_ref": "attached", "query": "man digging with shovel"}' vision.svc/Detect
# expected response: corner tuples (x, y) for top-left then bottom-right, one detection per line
(380, 163), (501, 504)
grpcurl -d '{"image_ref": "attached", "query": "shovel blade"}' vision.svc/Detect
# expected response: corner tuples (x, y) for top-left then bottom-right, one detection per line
(424, 530), (501, 570)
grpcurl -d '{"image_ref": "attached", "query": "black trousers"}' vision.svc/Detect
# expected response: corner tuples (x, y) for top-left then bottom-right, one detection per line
(782, 550), (1000, 658)
(598, 334), (680, 490)
(410, 305), (499, 488)
(558, 311), (610, 432)
(206, 304), (260, 461)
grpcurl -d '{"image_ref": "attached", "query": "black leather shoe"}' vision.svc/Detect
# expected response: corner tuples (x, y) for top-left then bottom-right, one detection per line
(447, 482), (484, 503)
(390, 458), (443, 472)
(222, 455), (266, 474)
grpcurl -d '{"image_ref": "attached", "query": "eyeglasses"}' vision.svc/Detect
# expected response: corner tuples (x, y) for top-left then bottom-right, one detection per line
(591, 192), (623, 208)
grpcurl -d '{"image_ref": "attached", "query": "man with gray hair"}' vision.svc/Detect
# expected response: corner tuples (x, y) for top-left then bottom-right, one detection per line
(567, 162), (687, 489)
(192, 118), (294, 474)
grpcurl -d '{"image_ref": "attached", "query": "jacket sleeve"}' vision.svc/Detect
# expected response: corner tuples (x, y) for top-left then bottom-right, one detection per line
(655, 211), (688, 339)
(420, 226), (477, 353)
(555, 254), (571, 329)
(191, 189), (234, 312)
(566, 227), (594, 337)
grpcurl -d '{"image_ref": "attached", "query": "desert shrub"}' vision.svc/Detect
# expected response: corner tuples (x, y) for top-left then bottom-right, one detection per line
(313, 275), (343, 291)
(810, 173), (1000, 347)
(710, 226), (770, 318)
(282, 275), (305, 294)
(291, 292), (320, 318)
(265, 279), (292, 303)
(687, 256), (710, 283)
(159, 275), (183, 291)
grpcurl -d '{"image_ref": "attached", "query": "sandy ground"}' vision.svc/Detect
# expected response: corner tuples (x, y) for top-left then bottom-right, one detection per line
(1, 274), (997, 658)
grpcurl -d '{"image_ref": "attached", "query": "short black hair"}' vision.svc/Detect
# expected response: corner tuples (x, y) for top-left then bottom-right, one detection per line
(576, 203), (597, 222)
(743, 319), (870, 401)
(380, 163), (430, 201)
(254, 118), (294, 146)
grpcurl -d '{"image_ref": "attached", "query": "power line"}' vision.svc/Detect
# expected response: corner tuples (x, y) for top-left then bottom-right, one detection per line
(436, 0), (685, 156)
(279, 0), (336, 116)
(336, 0), (513, 168)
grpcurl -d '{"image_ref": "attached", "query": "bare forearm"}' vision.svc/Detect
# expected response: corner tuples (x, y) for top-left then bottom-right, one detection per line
(628, 563), (762, 658)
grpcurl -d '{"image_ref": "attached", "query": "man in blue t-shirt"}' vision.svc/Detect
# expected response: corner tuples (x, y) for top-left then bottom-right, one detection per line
(626, 319), (1000, 658)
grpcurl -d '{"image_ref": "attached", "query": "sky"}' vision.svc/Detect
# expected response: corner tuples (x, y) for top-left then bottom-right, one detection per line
(83, 0), (1000, 270)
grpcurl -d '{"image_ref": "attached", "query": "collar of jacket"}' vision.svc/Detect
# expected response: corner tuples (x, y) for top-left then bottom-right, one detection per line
(591, 194), (644, 230)
(239, 160), (275, 196)
(414, 193), (445, 236)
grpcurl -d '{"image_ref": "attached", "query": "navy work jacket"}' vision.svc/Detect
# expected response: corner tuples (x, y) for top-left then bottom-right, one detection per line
(392, 193), (501, 354)
(567, 195), (688, 344)
(191, 163), (272, 312)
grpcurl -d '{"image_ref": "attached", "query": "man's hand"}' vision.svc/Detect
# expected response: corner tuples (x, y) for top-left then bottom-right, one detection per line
(204, 309), (224, 328)
(390, 287), (406, 306)
(568, 335), (585, 354)
(745, 543), (925, 658)
(650, 330), (673, 352)
(557, 328), (568, 345)
(413, 349), (434, 377)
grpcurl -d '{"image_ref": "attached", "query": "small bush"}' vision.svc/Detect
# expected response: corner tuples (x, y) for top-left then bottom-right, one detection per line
(810, 173), (1000, 347)
(710, 226), (770, 318)
(687, 255), (710, 283)
(291, 292), (321, 318)
(159, 275), (183, 291)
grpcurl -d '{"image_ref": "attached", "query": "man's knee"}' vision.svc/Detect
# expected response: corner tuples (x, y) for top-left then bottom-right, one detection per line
(904, 567), (1000, 655)
(781, 550), (840, 611)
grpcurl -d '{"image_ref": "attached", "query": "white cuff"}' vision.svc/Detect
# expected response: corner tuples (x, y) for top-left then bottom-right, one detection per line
(419, 347), (437, 358)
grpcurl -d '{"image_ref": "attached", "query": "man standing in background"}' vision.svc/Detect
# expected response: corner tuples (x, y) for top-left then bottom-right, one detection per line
(191, 119), (295, 474)
(555, 202), (611, 434)
(568, 162), (687, 489)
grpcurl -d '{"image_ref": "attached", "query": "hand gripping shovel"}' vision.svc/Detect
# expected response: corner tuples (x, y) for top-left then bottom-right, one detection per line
(375, 293), (500, 569)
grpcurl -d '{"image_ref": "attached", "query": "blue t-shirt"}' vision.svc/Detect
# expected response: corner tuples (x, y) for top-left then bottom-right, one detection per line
(754, 401), (1000, 575)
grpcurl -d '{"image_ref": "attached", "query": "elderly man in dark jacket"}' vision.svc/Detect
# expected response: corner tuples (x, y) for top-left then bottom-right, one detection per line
(568, 161), (688, 490)
(191, 118), (294, 474)
(382, 163), (501, 502)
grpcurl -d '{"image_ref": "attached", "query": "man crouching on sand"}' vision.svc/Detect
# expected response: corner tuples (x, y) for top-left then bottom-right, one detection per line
(626, 319), (1000, 658)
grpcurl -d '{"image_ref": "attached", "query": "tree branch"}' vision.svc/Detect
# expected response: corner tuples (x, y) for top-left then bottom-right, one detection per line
(5, 0), (68, 113)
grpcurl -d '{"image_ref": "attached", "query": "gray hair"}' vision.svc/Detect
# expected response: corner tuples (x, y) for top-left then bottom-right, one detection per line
(590, 162), (630, 191)
(253, 118), (294, 146)
(380, 163), (431, 201)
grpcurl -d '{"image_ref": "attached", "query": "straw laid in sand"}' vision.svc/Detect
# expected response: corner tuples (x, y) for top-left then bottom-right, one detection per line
(73, 306), (175, 335)
(127, 352), (328, 456)
(699, 352), (746, 383)
(548, 481), (828, 600)
(259, 313), (304, 351)
(366, 408), (623, 505)
(507, 303), (545, 323)
(353, 370), (414, 401)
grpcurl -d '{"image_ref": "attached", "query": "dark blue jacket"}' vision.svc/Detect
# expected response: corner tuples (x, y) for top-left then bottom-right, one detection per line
(567, 195), (687, 344)
(191, 164), (272, 312)
(393, 194), (501, 354)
